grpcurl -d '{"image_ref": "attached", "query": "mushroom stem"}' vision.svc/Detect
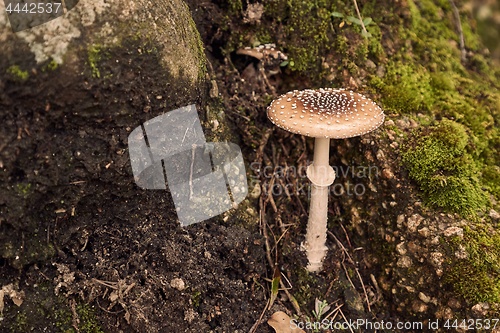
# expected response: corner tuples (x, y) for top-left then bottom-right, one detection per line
(305, 137), (335, 272)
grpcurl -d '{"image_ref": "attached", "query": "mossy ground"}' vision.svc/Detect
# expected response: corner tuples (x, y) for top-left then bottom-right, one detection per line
(2, 0), (500, 330)
(402, 119), (489, 217)
(5, 282), (103, 333)
(223, 0), (499, 218)
(444, 224), (500, 308)
(6, 65), (29, 81)
(213, 0), (500, 317)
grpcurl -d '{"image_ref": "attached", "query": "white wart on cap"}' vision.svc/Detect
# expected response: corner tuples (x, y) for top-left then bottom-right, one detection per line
(267, 88), (385, 138)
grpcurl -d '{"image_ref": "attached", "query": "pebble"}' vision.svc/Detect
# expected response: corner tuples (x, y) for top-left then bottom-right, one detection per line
(443, 226), (463, 238)
(418, 292), (431, 303)
(489, 209), (500, 221)
(407, 214), (423, 233)
(397, 256), (412, 268)
(170, 278), (186, 291)
(412, 300), (428, 313)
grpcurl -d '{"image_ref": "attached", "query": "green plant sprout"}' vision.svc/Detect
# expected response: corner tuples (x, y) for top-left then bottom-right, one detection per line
(331, 0), (373, 38)
(302, 298), (341, 333)
(331, 11), (373, 37)
(312, 298), (331, 321)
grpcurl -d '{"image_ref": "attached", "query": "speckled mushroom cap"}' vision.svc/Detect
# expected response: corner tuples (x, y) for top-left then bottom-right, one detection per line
(267, 88), (385, 139)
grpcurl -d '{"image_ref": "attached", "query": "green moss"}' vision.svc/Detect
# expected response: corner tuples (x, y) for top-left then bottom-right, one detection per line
(372, 62), (435, 114)
(483, 166), (500, 198)
(188, 14), (208, 82)
(402, 119), (489, 217)
(15, 182), (32, 198)
(87, 45), (104, 79)
(8, 291), (102, 333)
(227, 0), (243, 14)
(444, 225), (500, 305)
(370, 1), (500, 213)
(43, 59), (59, 72)
(293, 267), (318, 307)
(191, 290), (202, 308)
(6, 65), (29, 81)
(264, 0), (333, 72)
(77, 304), (103, 333)
(10, 312), (29, 333)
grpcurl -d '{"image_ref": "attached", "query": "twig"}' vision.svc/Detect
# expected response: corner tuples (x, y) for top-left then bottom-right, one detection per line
(449, 0), (466, 62)
(70, 299), (81, 333)
(248, 303), (267, 333)
(339, 221), (353, 249)
(276, 273), (301, 315)
(259, 196), (274, 269)
(341, 262), (356, 291)
(352, 0), (368, 34)
(338, 306), (355, 333)
(189, 144), (196, 199)
(330, 231), (372, 312)
(267, 177), (279, 213)
(355, 267), (372, 313)
(370, 273), (382, 303)
(328, 230), (354, 264)
(323, 302), (344, 321)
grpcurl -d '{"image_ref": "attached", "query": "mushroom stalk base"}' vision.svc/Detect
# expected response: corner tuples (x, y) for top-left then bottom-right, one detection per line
(304, 137), (335, 272)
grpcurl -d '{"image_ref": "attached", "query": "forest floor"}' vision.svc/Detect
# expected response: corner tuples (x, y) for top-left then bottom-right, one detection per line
(1, 0), (500, 333)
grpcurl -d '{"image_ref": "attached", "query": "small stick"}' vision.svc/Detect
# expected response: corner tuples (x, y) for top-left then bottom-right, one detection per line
(449, 0), (466, 62)
(352, 0), (368, 34)
(189, 144), (196, 199)
(355, 267), (372, 313)
(339, 221), (353, 249)
(338, 307), (355, 333)
(323, 302), (344, 321)
(259, 196), (274, 270)
(370, 273), (382, 303)
(341, 262), (356, 291)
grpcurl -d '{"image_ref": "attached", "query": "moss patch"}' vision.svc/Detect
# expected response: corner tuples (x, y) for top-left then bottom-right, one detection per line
(402, 119), (489, 217)
(87, 45), (107, 79)
(6, 65), (29, 81)
(444, 224), (500, 306)
(6, 281), (103, 333)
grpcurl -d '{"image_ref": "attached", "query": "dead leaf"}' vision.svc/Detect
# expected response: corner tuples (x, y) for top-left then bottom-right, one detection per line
(267, 311), (305, 333)
(0, 284), (25, 310)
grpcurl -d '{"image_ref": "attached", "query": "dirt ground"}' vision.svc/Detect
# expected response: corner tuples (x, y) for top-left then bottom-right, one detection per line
(0, 2), (315, 332)
(1, 0), (499, 332)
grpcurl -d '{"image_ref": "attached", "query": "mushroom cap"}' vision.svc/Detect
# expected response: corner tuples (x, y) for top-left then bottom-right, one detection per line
(267, 88), (385, 139)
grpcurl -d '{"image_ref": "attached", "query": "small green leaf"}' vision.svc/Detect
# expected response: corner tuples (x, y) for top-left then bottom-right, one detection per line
(269, 267), (280, 307)
(361, 30), (372, 38)
(347, 16), (362, 25)
(280, 60), (289, 67)
(331, 11), (344, 18)
(363, 17), (373, 26)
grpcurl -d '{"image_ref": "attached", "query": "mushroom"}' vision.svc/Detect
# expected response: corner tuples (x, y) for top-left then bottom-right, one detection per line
(267, 88), (384, 272)
(236, 43), (287, 76)
(236, 43), (288, 63)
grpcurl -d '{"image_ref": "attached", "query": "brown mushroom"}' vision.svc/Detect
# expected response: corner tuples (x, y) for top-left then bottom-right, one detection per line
(267, 88), (384, 272)
(236, 43), (287, 62)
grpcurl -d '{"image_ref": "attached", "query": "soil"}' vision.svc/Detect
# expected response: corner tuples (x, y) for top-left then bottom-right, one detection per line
(1, 0), (498, 333)
(0, 2), (293, 332)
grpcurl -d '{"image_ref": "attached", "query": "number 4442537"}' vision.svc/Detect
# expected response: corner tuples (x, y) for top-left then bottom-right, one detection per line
(444, 318), (499, 330)
(5, 2), (62, 14)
